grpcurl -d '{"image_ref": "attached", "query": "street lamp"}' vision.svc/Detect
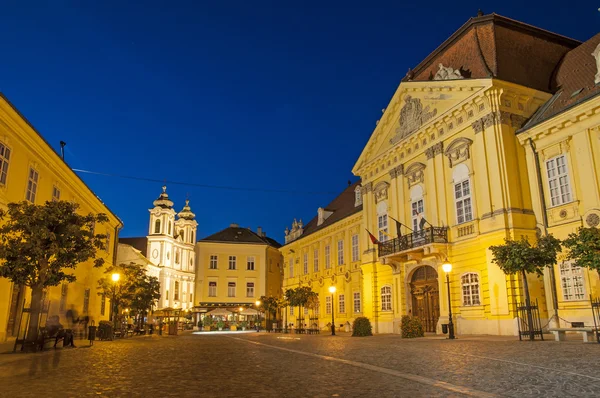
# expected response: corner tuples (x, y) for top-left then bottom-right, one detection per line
(111, 273), (120, 332)
(255, 300), (261, 332)
(329, 286), (336, 336)
(442, 262), (455, 340)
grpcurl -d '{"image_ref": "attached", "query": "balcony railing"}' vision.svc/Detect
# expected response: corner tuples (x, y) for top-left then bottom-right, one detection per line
(378, 227), (448, 257)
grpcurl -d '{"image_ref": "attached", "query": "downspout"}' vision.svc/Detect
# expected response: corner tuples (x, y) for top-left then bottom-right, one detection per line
(529, 138), (559, 327)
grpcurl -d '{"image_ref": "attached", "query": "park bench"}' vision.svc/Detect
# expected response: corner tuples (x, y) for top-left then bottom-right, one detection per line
(548, 327), (595, 342)
(306, 328), (320, 335)
(37, 327), (75, 350)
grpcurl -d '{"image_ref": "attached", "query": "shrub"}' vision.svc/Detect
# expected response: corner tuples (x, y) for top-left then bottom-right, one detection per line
(401, 315), (424, 338)
(216, 320), (225, 329)
(203, 315), (213, 327)
(352, 317), (373, 337)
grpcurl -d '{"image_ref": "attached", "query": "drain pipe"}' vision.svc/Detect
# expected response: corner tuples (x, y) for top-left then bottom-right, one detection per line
(529, 138), (559, 327)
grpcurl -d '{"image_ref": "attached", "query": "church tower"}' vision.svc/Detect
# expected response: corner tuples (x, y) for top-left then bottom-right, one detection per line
(147, 186), (176, 268)
(175, 199), (198, 273)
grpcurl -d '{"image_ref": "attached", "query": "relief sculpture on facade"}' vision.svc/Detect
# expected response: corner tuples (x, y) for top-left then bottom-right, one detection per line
(390, 95), (437, 144)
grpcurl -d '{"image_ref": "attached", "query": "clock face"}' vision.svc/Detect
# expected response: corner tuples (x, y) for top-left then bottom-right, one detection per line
(152, 249), (158, 259)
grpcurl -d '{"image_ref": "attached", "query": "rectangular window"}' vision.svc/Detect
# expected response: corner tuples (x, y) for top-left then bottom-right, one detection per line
(247, 256), (255, 271)
(326, 296), (332, 314)
(100, 294), (106, 316)
(351, 234), (359, 262)
(246, 282), (254, 297)
(412, 199), (424, 231)
(290, 306), (294, 316)
(174, 281), (180, 301)
(303, 253), (308, 274)
(381, 286), (392, 311)
(304, 307), (309, 315)
(52, 186), (61, 201)
(378, 214), (388, 242)
(289, 258), (294, 278)
(228, 282), (236, 297)
(26, 168), (39, 203)
(105, 231), (111, 253)
(337, 240), (344, 265)
(313, 249), (319, 272)
(189, 293), (193, 304)
(455, 179), (473, 224)
(339, 294), (345, 314)
(547, 155), (572, 206)
(166, 290), (169, 300)
(0, 143), (10, 185)
(560, 261), (585, 301)
(325, 245), (331, 269)
(208, 282), (217, 297)
(59, 283), (68, 312)
(461, 273), (481, 306)
(228, 256), (236, 270)
(83, 288), (90, 314)
(210, 255), (218, 269)
(353, 292), (361, 313)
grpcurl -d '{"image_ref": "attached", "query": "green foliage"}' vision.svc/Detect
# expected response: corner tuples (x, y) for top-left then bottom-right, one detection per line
(259, 295), (279, 317)
(203, 315), (213, 327)
(401, 316), (424, 338)
(240, 321), (247, 328)
(351, 317), (373, 337)
(564, 227), (600, 274)
(489, 235), (562, 277)
(216, 320), (225, 329)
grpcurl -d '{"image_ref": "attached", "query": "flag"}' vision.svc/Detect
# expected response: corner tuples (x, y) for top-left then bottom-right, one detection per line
(365, 229), (380, 245)
(419, 216), (428, 230)
(389, 216), (402, 237)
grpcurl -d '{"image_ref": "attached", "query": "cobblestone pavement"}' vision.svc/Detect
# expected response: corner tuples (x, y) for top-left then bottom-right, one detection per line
(1, 332), (600, 397)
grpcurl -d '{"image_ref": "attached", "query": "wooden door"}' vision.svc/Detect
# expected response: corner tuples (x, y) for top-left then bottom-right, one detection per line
(410, 266), (440, 333)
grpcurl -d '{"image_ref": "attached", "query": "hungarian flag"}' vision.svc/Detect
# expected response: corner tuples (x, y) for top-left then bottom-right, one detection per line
(365, 229), (380, 245)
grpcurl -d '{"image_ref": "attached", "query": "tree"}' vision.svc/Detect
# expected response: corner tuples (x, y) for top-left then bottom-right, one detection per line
(0, 200), (108, 346)
(490, 234), (561, 340)
(564, 227), (600, 277)
(258, 295), (278, 330)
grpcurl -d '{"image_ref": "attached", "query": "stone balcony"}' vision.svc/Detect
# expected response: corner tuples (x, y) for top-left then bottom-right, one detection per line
(378, 226), (448, 260)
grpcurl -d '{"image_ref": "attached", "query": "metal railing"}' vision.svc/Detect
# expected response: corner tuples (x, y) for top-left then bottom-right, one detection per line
(378, 227), (448, 257)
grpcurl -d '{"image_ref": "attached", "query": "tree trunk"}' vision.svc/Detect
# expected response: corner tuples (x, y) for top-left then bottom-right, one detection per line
(521, 270), (535, 341)
(26, 284), (44, 345)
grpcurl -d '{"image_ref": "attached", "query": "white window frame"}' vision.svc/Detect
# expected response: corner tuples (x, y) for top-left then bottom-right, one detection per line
(381, 286), (392, 311)
(326, 296), (332, 314)
(339, 294), (345, 314)
(0, 142), (11, 186)
(378, 214), (388, 242)
(353, 292), (361, 313)
(303, 252), (308, 274)
(52, 186), (61, 201)
(228, 255), (237, 270)
(290, 306), (294, 316)
(454, 179), (473, 224)
(546, 155), (572, 207)
(559, 260), (586, 301)
(313, 249), (319, 272)
(247, 256), (255, 271)
(461, 273), (481, 306)
(351, 234), (359, 262)
(411, 199), (424, 231)
(209, 255), (218, 269)
(337, 240), (344, 265)
(325, 245), (331, 269)
(228, 282), (236, 297)
(26, 167), (39, 203)
(246, 282), (254, 297)
(208, 282), (217, 297)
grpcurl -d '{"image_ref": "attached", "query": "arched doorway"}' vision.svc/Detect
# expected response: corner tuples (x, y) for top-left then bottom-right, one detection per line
(410, 265), (440, 333)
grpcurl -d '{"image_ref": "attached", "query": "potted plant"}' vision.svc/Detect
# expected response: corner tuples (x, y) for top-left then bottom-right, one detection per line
(203, 315), (213, 331)
(240, 321), (247, 331)
(230, 322), (238, 331)
(217, 320), (225, 331)
(194, 320), (201, 331)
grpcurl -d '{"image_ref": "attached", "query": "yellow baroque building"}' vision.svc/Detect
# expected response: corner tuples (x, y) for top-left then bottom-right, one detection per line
(282, 182), (363, 331)
(282, 13), (600, 335)
(0, 93), (123, 342)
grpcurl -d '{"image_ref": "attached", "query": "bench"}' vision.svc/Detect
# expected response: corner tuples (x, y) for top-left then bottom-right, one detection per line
(306, 328), (320, 335)
(549, 328), (595, 342)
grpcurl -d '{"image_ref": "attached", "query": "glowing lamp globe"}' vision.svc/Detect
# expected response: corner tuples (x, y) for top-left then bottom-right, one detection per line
(442, 262), (452, 273)
(328, 286), (337, 294)
(111, 273), (120, 282)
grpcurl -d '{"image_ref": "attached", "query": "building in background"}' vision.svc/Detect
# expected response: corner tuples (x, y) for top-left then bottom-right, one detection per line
(194, 224), (282, 323)
(0, 93), (123, 342)
(281, 181), (363, 331)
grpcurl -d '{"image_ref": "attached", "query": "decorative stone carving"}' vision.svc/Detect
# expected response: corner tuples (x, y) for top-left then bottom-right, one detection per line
(395, 165), (404, 176)
(390, 96), (438, 144)
(483, 112), (496, 128)
(425, 142), (444, 159)
(404, 162), (426, 187)
(498, 111), (527, 129)
(373, 182), (390, 203)
(472, 118), (484, 134)
(444, 137), (473, 167)
(593, 43), (600, 85)
(585, 210), (600, 227)
(389, 168), (399, 179)
(363, 182), (373, 193)
(433, 63), (464, 80)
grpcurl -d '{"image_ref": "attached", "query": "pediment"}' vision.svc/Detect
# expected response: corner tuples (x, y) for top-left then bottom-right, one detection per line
(352, 81), (488, 175)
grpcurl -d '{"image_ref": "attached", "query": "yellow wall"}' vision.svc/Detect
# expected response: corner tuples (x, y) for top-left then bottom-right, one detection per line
(281, 211), (363, 331)
(0, 94), (122, 341)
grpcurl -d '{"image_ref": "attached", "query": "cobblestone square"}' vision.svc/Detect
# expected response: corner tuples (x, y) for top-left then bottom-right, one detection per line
(1, 332), (600, 397)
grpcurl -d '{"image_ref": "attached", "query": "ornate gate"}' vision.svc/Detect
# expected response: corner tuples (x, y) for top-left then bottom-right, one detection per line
(410, 266), (440, 333)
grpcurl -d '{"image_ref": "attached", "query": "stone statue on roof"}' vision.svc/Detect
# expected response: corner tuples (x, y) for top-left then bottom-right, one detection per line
(433, 63), (464, 81)
(592, 43), (600, 85)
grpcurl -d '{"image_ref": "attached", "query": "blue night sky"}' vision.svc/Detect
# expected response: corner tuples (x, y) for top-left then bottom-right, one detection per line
(1, 1), (598, 242)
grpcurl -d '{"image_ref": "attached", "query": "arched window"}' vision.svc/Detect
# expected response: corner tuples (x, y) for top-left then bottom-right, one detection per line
(461, 273), (480, 306)
(154, 219), (161, 234)
(453, 164), (473, 224)
(191, 231), (195, 243)
(175, 250), (180, 264)
(181, 230), (185, 242)
(410, 186), (425, 231)
(381, 286), (392, 311)
(168, 222), (172, 235)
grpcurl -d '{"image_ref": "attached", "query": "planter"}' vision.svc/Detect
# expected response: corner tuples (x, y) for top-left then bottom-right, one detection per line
(231, 325), (237, 331)
(218, 327), (223, 331)
(242, 327), (246, 331)
(193, 326), (199, 331)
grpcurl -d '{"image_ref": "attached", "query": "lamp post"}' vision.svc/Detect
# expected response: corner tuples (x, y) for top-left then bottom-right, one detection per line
(329, 286), (336, 336)
(442, 262), (455, 340)
(111, 273), (120, 332)
(255, 300), (261, 332)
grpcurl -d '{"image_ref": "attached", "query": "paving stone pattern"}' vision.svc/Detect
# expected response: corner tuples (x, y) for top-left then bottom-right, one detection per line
(0, 332), (599, 397)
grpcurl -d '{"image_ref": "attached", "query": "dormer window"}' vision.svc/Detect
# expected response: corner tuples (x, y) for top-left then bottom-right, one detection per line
(354, 186), (362, 207)
(317, 207), (333, 226)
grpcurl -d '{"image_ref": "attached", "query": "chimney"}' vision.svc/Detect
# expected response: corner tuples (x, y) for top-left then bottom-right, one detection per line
(60, 141), (67, 161)
(257, 226), (262, 236)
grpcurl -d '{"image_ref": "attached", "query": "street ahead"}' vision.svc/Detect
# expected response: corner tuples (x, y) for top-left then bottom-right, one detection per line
(1, 332), (600, 397)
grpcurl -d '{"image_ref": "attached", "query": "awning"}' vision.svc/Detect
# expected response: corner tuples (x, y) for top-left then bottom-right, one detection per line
(206, 308), (232, 316)
(239, 308), (259, 316)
